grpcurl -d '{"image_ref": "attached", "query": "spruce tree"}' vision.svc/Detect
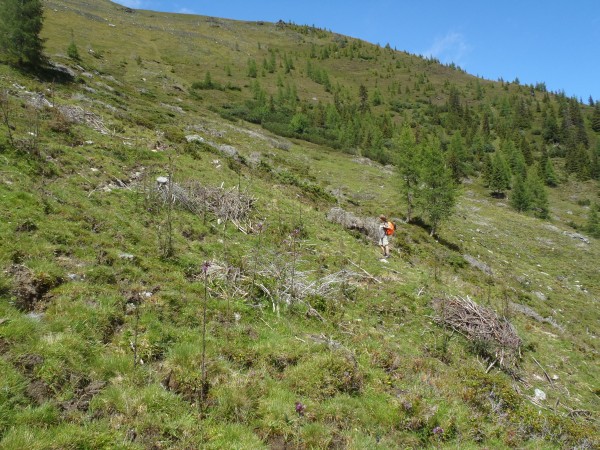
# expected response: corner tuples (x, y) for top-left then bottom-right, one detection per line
(0, 0), (45, 66)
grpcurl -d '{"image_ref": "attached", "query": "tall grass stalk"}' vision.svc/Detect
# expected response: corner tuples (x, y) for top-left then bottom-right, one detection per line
(200, 261), (211, 415)
(132, 293), (141, 369)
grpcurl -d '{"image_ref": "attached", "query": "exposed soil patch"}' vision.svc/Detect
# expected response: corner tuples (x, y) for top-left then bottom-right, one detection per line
(0, 337), (10, 354)
(26, 379), (52, 405)
(61, 379), (106, 413)
(6, 264), (62, 311)
(15, 353), (44, 374)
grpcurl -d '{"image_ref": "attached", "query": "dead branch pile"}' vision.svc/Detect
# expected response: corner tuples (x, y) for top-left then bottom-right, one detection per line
(252, 250), (360, 317)
(261, 268), (358, 306)
(432, 295), (522, 371)
(185, 182), (255, 223)
(153, 179), (257, 231)
(56, 105), (109, 135)
(327, 207), (380, 242)
(186, 253), (360, 320)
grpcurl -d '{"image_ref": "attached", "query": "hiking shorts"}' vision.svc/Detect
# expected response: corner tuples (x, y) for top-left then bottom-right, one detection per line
(379, 235), (389, 246)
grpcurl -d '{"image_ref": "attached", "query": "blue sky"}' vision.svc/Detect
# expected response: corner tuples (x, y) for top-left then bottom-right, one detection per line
(115, 0), (600, 102)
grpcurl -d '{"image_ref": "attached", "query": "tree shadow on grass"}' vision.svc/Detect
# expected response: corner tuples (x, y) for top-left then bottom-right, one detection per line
(12, 60), (75, 84)
(408, 216), (462, 252)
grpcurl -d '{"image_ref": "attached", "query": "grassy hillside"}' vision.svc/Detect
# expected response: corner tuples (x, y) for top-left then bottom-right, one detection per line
(0, 0), (598, 448)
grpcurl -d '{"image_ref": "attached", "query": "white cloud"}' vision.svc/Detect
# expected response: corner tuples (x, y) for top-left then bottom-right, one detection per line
(422, 32), (470, 66)
(116, 0), (144, 8)
(177, 8), (197, 15)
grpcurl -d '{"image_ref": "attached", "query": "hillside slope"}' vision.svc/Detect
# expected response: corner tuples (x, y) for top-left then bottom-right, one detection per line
(0, 1), (598, 448)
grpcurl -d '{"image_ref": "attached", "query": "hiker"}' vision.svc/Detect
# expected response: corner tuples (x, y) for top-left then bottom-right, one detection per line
(378, 215), (394, 258)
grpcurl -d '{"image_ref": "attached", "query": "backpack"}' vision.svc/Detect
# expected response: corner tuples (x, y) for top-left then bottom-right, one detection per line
(385, 221), (395, 236)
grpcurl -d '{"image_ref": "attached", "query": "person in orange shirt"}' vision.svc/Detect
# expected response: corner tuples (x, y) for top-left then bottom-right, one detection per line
(378, 215), (394, 258)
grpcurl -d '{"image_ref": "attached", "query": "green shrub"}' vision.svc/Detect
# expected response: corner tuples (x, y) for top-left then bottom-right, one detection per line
(285, 352), (363, 398)
(67, 41), (80, 60)
(163, 126), (186, 144)
(205, 422), (266, 449)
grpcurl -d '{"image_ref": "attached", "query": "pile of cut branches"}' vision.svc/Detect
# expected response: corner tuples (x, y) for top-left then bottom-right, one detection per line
(257, 265), (358, 308)
(185, 182), (255, 224)
(432, 295), (522, 372)
(153, 179), (257, 232)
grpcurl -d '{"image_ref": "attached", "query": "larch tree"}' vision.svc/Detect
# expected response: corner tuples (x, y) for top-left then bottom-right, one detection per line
(591, 102), (600, 133)
(358, 84), (369, 114)
(488, 152), (511, 198)
(0, 0), (45, 67)
(418, 137), (458, 236)
(394, 124), (421, 222)
(510, 173), (531, 213)
(446, 132), (469, 183)
(538, 145), (558, 187)
(526, 168), (549, 219)
(586, 203), (600, 238)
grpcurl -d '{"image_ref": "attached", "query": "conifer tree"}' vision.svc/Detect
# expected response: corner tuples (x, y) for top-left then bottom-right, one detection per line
(470, 132), (485, 166)
(586, 203), (600, 238)
(502, 139), (526, 178)
(518, 134), (533, 165)
(446, 132), (469, 182)
(527, 168), (549, 219)
(591, 102), (600, 133)
(67, 40), (80, 61)
(418, 137), (457, 236)
(510, 173), (531, 212)
(542, 107), (560, 144)
(394, 124), (421, 222)
(488, 152), (511, 197)
(538, 145), (558, 187)
(565, 143), (590, 180)
(358, 84), (369, 113)
(590, 142), (600, 180)
(0, 0), (45, 66)
(480, 109), (491, 138)
(481, 153), (494, 187)
(445, 86), (463, 130)
(247, 58), (258, 78)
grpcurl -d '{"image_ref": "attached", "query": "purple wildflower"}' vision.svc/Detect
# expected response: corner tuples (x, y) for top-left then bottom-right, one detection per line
(433, 426), (444, 436)
(295, 401), (305, 416)
(201, 261), (211, 275)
